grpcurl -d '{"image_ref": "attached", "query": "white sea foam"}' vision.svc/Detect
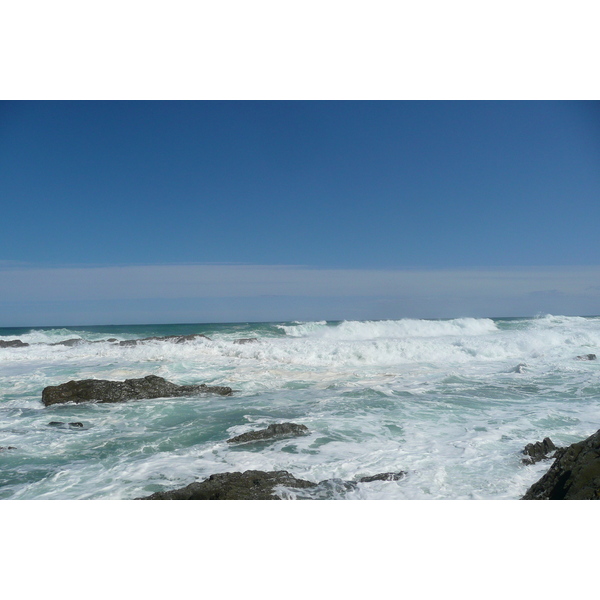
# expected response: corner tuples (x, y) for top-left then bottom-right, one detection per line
(2, 315), (600, 499)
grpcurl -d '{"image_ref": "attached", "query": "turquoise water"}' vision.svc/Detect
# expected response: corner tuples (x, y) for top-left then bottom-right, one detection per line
(1, 315), (599, 499)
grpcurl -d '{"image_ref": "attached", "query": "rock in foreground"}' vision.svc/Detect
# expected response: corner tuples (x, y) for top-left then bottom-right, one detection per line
(139, 470), (317, 500)
(522, 429), (600, 499)
(227, 422), (309, 444)
(42, 374), (232, 406)
(521, 437), (558, 465)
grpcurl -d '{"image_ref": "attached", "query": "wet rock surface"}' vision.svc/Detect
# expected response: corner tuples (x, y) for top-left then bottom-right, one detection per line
(139, 470), (317, 500)
(48, 421), (85, 428)
(140, 468), (409, 500)
(576, 354), (597, 360)
(522, 428), (600, 499)
(119, 334), (210, 346)
(357, 471), (407, 483)
(0, 340), (29, 348)
(227, 422), (309, 444)
(0, 446), (17, 450)
(233, 338), (258, 345)
(521, 437), (558, 465)
(42, 374), (232, 406)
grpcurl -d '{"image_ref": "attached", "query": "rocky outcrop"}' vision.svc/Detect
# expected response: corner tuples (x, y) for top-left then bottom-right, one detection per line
(139, 470), (317, 500)
(139, 467), (409, 500)
(119, 334), (210, 346)
(357, 471), (407, 483)
(576, 354), (596, 360)
(0, 340), (29, 348)
(0, 446), (17, 450)
(42, 374), (232, 406)
(50, 338), (84, 347)
(522, 429), (600, 499)
(233, 338), (258, 345)
(227, 423), (309, 444)
(521, 437), (558, 465)
(48, 421), (84, 428)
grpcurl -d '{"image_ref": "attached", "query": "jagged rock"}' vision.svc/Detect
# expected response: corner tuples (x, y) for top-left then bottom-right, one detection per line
(233, 338), (258, 345)
(139, 470), (317, 500)
(51, 338), (84, 347)
(358, 471), (407, 483)
(119, 334), (210, 346)
(576, 354), (597, 361)
(522, 429), (600, 499)
(0, 340), (29, 348)
(227, 423), (309, 444)
(41, 374), (232, 406)
(521, 437), (558, 465)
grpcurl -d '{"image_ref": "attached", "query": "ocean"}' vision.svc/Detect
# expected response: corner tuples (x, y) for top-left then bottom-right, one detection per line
(1, 314), (599, 500)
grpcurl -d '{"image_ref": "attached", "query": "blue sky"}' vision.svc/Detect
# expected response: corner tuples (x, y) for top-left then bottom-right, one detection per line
(1, 101), (599, 325)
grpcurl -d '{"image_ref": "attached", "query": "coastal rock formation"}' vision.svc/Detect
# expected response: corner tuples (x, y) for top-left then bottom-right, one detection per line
(139, 468), (409, 500)
(48, 421), (84, 428)
(42, 374), (232, 406)
(227, 422), (309, 444)
(358, 471), (407, 483)
(51, 338), (85, 347)
(0, 340), (29, 348)
(119, 334), (210, 346)
(139, 470), (317, 500)
(521, 437), (558, 465)
(576, 354), (597, 360)
(233, 338), (258, 345)
(522, 429), (600, 499)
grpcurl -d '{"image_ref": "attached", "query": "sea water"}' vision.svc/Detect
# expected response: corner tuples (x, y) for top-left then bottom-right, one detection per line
(1, 315), (599, 500)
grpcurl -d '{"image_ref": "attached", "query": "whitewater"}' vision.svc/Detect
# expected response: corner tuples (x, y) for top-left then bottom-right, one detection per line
(1, 315), (599, 500)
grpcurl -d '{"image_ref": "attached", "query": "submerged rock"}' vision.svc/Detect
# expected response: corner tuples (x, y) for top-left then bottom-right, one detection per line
(521, 437), (558, 465)
(358, 471), (407, 483)
(576, 354), (597, 361)
(522, 429), (600, 499)
(233, 338), (258, 345)
(227, 422), (309, 444)
(139, 470), (317, 500)
(119, 334), (210, 346)
(511, 363), (527, 373)
(51, 338), (84, 347)
(48, 421), (84, 428)
(0, 340), (29, 348)
(42, 374), (232, 406)
(0, 446), (17, 450)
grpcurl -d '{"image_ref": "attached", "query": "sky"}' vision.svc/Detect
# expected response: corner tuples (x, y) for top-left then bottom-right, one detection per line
(1, 100), (599, 326)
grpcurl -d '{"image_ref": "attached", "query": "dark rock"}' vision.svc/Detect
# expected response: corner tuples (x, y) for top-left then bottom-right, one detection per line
(227, 422), (309, 444)
(576, 354), (597, 361)
(69, 422), (84, 427)
(48, 421), (65, 426)
(139, 470), (317, 500)
(521, 437), (558, 465)
(119, 334), (210, 346)
(42, 374), (232, 406)
(106, 338), (118, 342)
(51, 338), (84, 347)
(0, 339), (29, 348)
(0, 446), (17, 450)
(522, 429), (600, 499)
(358, 471), (407, 483)
(233, 338), (258, 345)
